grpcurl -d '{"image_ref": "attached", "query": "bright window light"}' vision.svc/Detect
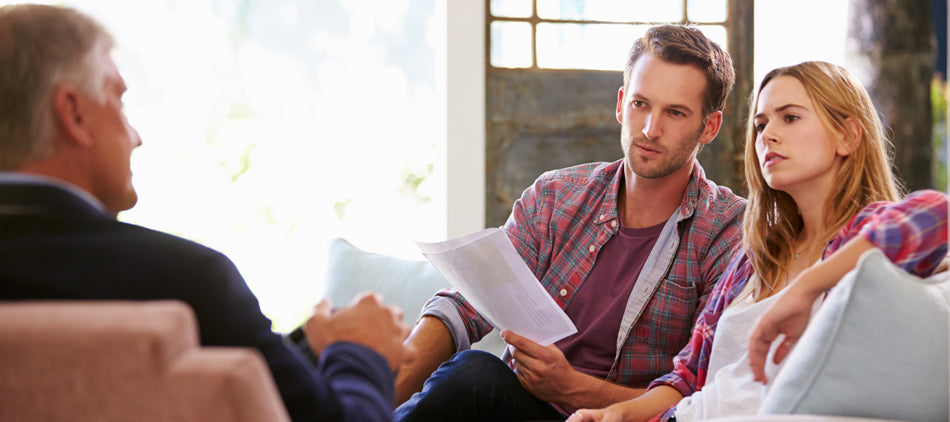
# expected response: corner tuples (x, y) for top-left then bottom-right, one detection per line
(754, 0), (849, 85)
(2, 0), (446, 332)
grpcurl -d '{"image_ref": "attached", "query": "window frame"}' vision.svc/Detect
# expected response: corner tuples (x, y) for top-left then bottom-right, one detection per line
(487, 0), (729, 70)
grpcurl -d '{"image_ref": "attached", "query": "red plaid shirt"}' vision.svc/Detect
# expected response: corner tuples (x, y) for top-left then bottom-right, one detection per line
(649, 189), (949, 416)
(424, 159), (745, 388)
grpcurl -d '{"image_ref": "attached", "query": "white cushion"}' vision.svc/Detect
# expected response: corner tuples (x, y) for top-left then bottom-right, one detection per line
(759, 248), (949, 422)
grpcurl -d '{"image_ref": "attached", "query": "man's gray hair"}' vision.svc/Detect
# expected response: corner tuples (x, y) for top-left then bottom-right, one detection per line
(0, 4), (114, 169)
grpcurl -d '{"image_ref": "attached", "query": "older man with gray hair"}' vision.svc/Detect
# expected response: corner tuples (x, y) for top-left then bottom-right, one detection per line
(0, 4), (413, 421)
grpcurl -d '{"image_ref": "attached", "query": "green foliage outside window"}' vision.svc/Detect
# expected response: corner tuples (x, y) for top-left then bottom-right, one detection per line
(932, 77), (948, 191)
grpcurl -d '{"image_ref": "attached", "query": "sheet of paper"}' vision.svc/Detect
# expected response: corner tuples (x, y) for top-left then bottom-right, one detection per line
(417, 228), (577, 346)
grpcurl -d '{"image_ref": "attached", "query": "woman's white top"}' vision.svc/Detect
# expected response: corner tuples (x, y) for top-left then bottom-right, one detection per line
(674, 275), (822, 421)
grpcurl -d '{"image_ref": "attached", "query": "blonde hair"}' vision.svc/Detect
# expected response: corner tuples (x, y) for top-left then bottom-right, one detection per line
(0, 4), (114, 169)
(742, 61), (902, 299)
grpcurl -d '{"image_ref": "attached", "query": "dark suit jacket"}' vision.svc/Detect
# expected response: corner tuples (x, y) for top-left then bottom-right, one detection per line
(0, 181), (394, 422)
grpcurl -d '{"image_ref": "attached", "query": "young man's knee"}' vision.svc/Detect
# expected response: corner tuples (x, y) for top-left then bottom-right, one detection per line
(435, 349), (512, 385)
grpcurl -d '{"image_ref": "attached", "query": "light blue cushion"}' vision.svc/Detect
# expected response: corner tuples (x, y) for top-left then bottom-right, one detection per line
(323, 238), (507, 356)
(760, 249), (949, 422)
(324, 238), (449, 327)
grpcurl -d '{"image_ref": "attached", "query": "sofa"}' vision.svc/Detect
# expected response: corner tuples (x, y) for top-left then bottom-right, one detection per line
(323, 239), (949, 422)
(0, 300), (290, 422)
(705, 253), (949, 422)
(753, 248), (949, 422)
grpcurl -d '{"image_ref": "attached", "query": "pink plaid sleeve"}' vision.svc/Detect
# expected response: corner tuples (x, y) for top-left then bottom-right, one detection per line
(829, 189), (948, 277)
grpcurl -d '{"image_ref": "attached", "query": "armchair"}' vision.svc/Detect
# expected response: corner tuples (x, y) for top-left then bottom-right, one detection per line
(0, 300), (290, 422)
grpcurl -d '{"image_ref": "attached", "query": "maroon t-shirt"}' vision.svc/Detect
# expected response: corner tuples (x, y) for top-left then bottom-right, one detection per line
(555, 219), (665, 378)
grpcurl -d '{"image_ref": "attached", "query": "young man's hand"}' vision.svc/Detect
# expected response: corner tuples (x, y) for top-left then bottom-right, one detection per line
(503, 330), (584, 403)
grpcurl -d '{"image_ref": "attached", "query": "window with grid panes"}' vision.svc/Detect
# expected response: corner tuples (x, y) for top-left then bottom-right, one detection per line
(489, 0), (728, 70)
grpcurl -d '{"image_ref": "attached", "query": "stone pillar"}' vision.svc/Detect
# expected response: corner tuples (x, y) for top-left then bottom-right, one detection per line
(847, 0), (936, 191)
(703, 0), (753, 196)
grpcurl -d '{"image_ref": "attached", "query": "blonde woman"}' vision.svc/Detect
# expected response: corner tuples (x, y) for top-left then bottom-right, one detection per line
(568, 61), (948, 422)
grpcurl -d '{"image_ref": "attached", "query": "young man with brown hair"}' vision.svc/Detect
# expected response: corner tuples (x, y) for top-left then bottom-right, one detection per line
(394, 24), (745, 421)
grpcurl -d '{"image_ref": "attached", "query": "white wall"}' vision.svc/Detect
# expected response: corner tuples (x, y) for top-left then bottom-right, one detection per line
(445, 1), (486, 238)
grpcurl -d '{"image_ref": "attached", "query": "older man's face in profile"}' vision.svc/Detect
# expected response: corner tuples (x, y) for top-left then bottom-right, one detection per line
(79, 53), (143, 215)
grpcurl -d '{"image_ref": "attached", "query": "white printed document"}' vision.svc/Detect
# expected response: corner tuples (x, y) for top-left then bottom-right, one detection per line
(416, 228), (577, 346)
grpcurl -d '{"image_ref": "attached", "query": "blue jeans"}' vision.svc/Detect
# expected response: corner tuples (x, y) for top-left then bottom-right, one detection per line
(393, 350), (566, 422)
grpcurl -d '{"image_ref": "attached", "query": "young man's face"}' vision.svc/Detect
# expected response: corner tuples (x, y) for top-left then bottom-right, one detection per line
(82, 54), (142, 215)
(616, 54), (721, 181)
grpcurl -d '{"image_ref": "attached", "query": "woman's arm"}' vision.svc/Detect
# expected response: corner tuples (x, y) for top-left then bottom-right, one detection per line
(748, 190), (949, 383)
(566, 385), (683, 422)
(747, 236), (874, 383)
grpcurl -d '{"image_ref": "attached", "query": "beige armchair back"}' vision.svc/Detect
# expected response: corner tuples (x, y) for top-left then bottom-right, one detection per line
(0, 300), (290, 422)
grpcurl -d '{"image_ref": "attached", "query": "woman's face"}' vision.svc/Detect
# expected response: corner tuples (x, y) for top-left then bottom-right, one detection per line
(752, 76), (851, 195)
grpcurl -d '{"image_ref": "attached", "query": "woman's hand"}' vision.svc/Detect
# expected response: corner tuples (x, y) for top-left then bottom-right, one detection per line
(747, 281), (817, 383)
(566, 385), (682, 422)
(566, 407), (623, 422)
